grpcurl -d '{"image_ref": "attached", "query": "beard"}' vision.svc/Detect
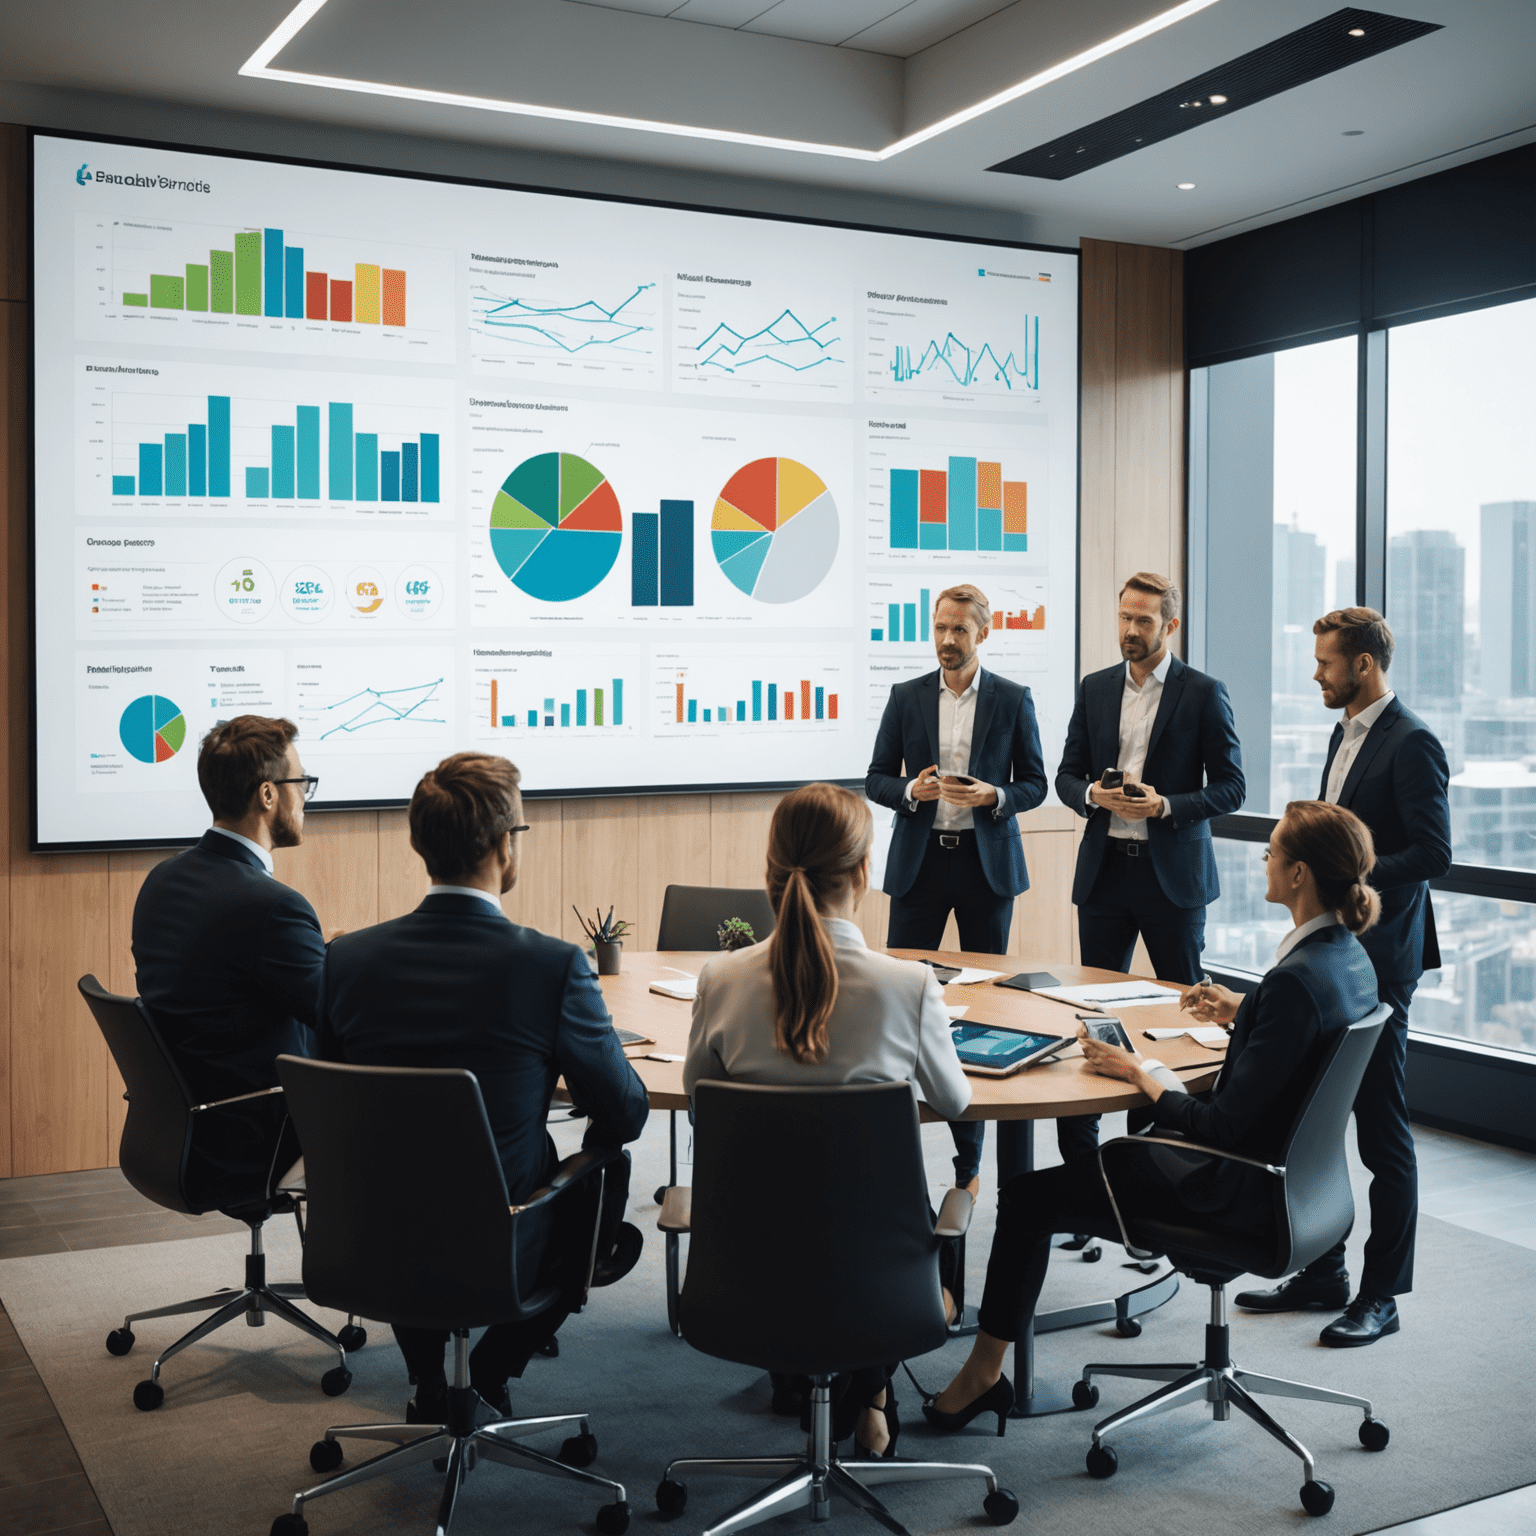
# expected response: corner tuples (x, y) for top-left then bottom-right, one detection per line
(270, 799), (304, 849)
(1324, 671), (1361, 710)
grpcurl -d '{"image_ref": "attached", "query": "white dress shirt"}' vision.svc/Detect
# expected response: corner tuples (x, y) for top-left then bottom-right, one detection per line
(684, 916), (972, 1121)
(1274, 911), (1341, 964)
(423, 884), (506, 915)
(1107, 653), (1175, 841)
(903, 666), (1005, 831)
(1324, 691), (1395, 803)
(207, 825), (273, 875)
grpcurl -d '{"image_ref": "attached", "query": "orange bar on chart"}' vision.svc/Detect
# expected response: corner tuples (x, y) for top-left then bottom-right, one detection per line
(977, 461), (1002, 508)
(800, 681), (811, 720)
(784, 691), (795, 720)
(381, 268), (406, 327)
(919, 469), (947, 523)
(1031, 605), (1046, 628)
(828, 694), (839, 720)
(1003, 481), (1028, 533)
(676, 683), (685, 723)
(355, 264), (381, 324)
(491, 679), (498, 728)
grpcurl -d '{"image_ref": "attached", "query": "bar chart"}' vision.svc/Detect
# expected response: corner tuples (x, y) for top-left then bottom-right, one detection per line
(659, 662), (842, 728)
(631, 501), (694, 607)
(488, 676), (625, 730)
(889, 457), (1027, 553)
(472, 647), (639, 741)
(867, 582), (933, 644)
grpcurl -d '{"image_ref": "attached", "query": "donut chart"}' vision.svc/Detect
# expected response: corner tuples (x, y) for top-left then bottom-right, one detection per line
(710, 457), (838, 604)
(120, 695), (186, 765)
(490, 452), (623, 602)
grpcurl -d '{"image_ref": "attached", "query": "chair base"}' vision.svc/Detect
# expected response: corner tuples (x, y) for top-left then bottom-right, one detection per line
(277, 1333), (627, 1536)
(659, 1379), (1015, 1536)
(1078, 1282), (1388, 1516)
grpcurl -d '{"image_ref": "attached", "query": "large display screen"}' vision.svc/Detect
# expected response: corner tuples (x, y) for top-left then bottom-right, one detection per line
(31, 132), (1079, 850)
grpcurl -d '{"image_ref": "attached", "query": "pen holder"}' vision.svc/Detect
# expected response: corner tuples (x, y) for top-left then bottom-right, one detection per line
(594, 939), (623, 976)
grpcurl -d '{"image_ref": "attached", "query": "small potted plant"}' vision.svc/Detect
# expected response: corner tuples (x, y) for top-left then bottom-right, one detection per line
(575, 906), (631, 975)
(716, 917), (757, 952)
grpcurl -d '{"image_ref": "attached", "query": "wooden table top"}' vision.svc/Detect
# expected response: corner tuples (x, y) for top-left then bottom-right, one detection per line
(592, 949), (1225, 1121)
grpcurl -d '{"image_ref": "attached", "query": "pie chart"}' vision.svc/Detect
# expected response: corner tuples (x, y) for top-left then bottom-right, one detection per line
(490, 452), (623, 602)
(710, 458), (838, 604)
(120, 695), (186, 765)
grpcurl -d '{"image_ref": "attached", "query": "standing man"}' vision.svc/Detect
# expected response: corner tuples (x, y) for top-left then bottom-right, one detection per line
(1054, 572), (1246, 1161)
(866, 584), (1048, 1193)
(1236, 608), (1450, 1346)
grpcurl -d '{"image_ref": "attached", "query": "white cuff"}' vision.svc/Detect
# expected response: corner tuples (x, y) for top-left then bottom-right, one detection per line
(1139, 1060), (1188, 1095)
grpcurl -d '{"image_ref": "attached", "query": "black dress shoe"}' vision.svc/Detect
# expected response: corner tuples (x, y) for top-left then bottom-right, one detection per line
(406, 1378), (448, 1425)
(1234, 1271), (1351, 1312)
(472, 1379), (513, 1418)
(1320, 1293), (1400, 1348)
(591, 1222), (643, 1287)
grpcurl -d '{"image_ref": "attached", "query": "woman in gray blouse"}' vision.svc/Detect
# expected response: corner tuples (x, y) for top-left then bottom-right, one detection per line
(684, 781), (972, 1456)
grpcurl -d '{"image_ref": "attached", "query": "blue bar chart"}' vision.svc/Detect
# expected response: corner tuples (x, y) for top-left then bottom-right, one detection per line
(631, 500), (694, 607)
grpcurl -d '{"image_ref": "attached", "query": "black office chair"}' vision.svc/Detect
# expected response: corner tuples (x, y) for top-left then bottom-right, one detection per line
(655, 883), (777, 952)
(653, 1081), (1018, 1535)
(78, 976), (360, 1411)
(1072, 1003), (1395, 1516)
(268, 1056), (631, 1536)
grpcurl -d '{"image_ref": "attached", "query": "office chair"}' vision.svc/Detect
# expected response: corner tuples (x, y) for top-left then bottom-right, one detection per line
(1072, 1003), (1395, 1516)
(79, 976), (361, 1411)
(653, 882), (778, 1335)
(268, 1056), (631, 1536)
(654, 1080), (1018, 1535)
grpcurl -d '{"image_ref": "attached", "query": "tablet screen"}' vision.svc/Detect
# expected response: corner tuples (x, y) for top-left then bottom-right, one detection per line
(952, 1026), (1064, 1069)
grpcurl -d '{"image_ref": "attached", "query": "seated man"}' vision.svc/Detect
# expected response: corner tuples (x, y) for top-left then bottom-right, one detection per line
(320, 751), (650, 1418)
(132, 714), (324, 1206)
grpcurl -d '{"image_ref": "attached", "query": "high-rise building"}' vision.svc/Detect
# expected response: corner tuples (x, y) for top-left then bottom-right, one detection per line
(1273, 520), (1326, 696)
(1480, 501), (1536, 698)
(1388, 529), (1464, 704)
(1335, 557), (1356, 610)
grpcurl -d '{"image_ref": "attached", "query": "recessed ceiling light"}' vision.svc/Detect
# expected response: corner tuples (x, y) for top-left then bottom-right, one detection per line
(238, 0), (1224, 161)
(1348, 27), (1366, 36)
(1343, 129), (1365, 136)
(1208, 93), (1228, 104)
(1177, 182), (1196, 190)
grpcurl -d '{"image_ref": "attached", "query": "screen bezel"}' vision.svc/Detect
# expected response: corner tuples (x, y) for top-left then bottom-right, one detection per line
(951, 1024), (1068, 1070)
(28, 126), (1081, 853)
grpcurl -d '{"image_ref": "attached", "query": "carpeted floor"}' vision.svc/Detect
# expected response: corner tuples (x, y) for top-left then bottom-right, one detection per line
(1, 1113), (1532, 1536)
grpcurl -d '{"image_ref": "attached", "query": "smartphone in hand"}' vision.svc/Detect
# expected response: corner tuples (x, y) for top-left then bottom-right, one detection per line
(1078, 1015), (1134, 1051)
(1100, 768), (1125, 790)
(939, 773), (976, 786)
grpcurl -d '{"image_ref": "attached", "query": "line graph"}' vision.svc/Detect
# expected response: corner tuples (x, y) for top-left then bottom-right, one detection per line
(469, 282), (659, 378)
(694, 309), (842, 376)
(319, 678), (446, 739)
(888, 319), (1039, 392)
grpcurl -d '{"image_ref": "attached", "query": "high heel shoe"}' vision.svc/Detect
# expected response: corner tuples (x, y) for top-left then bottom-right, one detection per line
(921, 1375), (1014, 1437)
(854, 1385), (901, 1459)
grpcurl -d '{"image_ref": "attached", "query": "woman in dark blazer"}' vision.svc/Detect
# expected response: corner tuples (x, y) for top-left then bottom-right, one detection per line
(924, 799), (1382, 1433)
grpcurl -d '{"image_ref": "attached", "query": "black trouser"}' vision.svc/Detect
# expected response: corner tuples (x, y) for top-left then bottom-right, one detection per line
(1060, 841), (1206, 1163)
(888, 830), (1012, 1184)
(1301, 976), (1419, 1298)
(393, 1305), (571, 1396)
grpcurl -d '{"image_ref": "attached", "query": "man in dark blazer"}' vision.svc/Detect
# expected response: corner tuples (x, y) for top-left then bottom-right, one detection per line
(1054, 572), (1246, 1160)
(1237, 608), (1450, 1347)
(133, 715), (324, 1205)
(866, 583), (1048, 1190)
(321, 752), (650, 1417)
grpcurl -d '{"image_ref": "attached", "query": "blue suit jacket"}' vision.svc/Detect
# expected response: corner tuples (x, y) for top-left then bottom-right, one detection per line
(320, 896), (650, 1205)
(865, 668), (1047, 900)
(1318, 697), (1451, 983)
(1056, 656), (1246, 909)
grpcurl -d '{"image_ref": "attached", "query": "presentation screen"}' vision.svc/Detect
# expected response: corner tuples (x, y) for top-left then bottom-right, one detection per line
(31, 132), (1079, 850)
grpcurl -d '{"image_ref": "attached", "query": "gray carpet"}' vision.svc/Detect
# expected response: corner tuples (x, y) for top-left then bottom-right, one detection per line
(1, 1112), (1532, 1536)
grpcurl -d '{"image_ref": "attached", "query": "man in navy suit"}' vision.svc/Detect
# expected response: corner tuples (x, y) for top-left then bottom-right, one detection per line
(1054, 573), (1246, 1160)
(1237, 608), (1450, 1347)
(133, 715), (324, 1205)
(866, 584), (1048, 1190)
(321, 753), (650, 1416)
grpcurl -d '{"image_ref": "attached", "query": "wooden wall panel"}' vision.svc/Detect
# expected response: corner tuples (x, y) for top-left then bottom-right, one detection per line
(708, 791), (785, 889)
(0, 126), (23, 304)
(376, 808), (426, 922)
(635, 796), (712, 949)
(561, 796), (641, 947)
(502, 797), (564, 935)
(271, 812), (381, 939)
(1012, 829), (1076, 963)
(1079, 238), (1121, 676)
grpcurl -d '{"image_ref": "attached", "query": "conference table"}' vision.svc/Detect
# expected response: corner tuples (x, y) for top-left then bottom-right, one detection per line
(584, 947), (1228, 1417)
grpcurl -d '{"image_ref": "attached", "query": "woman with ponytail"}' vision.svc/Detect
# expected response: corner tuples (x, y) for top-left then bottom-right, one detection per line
(925, 800), (1383, 1434)
(685, 782), (971, 1455)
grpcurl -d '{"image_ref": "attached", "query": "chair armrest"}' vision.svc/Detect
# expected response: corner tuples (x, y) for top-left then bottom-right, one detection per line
(189, 1085), (285, 1114)
(657, 1186), (692, 1233)
(935, 1187), (974, 1238)
(513, 1147), (625, 1214)
(1103, 1133), (1284, 1177)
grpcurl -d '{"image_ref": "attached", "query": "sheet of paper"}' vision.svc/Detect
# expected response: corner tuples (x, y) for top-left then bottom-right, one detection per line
(1034, 980), (1185, 1009)
(943, 967), (1005, 985)
(1144, 1026), (1229, 1047)
(648, 976), (697, 1001)
(946, 1006), (969, 1021)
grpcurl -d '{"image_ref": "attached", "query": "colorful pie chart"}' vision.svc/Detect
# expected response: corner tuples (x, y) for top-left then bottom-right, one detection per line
(490, 452), (623, 602)
(710, 457), (838, 604)
(120, 695), (186, 765)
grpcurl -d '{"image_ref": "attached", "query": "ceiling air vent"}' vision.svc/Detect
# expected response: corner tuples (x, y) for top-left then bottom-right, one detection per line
(988, 7), (1442, 180)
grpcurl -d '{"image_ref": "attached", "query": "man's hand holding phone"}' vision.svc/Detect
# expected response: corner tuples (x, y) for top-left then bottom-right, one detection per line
(1090, 767), (1163, 819)
(936, 771), (999, 809)
(910, 765), (944, 802)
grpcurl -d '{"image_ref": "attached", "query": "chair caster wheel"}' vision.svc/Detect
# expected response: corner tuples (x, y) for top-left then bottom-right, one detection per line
(984, 1487), (1020, 1525)
(559, 1432), (598, 1467)
(1086, 1444), (1118, 1479)
(270, 1516), (308, 1536)
(133, 1379), (164, 1411)
(595, 1499), (630, 1534)
(1081, 1245), (1103, 1263)
(106, 1328), (135, 1356)
(1116, 1316), (1143, 1338)
(1359, 1417), (1389, 1451)
(535, 1336), (560, 1358)
(337, 1325), (367, 1352)
(1072, 1380), (1100, 1410)
(656, 1478), (688, 1518)
(320, 1366), (352, 1397)
(309, 1438), (344, 1473)
(1301, 1479), (1335, 1516)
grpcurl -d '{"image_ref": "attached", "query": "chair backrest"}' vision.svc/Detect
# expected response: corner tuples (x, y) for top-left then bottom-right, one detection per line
(1274, 1002), (1392, 1274)
(656, 884), (777, 952)
(78, 975), (198, 1213)
(277, 1055), (585, 1331)
(680, 1081), (948, 1376)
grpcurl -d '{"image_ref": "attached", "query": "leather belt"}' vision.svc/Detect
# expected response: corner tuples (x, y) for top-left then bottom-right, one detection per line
(931, 830), (976, 849)
(1107, 838), (1147, 856)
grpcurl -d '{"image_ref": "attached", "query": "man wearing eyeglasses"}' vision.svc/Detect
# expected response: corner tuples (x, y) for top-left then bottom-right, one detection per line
(132, 715), (326, 1204)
